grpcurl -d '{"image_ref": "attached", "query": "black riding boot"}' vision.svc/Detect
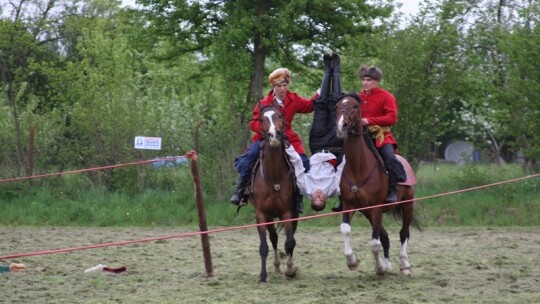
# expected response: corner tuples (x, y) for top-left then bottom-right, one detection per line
(294, 191), (304, 214)
(329, 52), (342, 124)
(331, 52), (341, 96)
(385, 170), (399, 204)
(324, 52), (332, 74)
(331, 196), (343, 212)
(229, 175), (249, 206)
(315, 53), (333, 104)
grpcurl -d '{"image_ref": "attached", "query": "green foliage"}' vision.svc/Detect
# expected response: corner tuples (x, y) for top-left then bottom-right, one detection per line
(415, 162), (540, 227)
(1, 163), (538, 227)
(1, 0), (540, 218)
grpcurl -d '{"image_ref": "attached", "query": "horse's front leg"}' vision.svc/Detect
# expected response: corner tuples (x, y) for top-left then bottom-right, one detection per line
(256, 223), (269, 283)
(340, 211), (358, 270)
(267, 223), (281, 274)
(283, 221), (297, 278)
(370, 207), (391, 275)
(399, 201), (414, 276)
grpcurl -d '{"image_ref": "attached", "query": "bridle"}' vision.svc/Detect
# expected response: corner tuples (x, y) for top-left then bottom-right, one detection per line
(337, 96), (380, 194)
(338, 98), (368, 136)
(258, 107), (293, 192)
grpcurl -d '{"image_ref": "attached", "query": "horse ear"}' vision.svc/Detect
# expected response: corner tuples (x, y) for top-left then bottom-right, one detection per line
(340, 92), (360, 102)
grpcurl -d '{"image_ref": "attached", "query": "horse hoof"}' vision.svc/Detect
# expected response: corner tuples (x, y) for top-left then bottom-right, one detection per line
(284, 267), (296, 279)
(400, 267), (411, 276)
(347, 263), (358, 271)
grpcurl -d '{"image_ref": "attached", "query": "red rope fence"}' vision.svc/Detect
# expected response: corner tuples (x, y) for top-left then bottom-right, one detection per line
(1, 171), (539, 261)
(0, 156), (187, 183)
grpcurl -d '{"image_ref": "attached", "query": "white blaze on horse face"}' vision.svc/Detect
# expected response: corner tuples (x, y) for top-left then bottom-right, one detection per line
(264, 110), (280, 145)
(337, 98), (350, 135)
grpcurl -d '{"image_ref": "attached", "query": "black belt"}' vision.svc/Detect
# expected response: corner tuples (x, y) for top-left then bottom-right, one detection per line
(312, 147), (342, 154)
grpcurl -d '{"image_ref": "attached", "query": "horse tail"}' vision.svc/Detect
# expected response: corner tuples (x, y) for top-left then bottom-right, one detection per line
(391, 206), (423, 232)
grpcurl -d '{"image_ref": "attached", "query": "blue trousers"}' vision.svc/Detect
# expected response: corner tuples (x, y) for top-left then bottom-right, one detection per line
(234, 140), (310, 178)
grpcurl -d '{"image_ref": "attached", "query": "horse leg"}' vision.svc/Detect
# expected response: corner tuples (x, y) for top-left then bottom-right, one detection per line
(370, 207), (389, 276)
(283, 221), (297, 278)
(267, 223), (281, 274)
(257, 223), (269, 283)
(379, 225), (392, 273)
(399, 201), (414, 276)
(340, 212), (358, 270)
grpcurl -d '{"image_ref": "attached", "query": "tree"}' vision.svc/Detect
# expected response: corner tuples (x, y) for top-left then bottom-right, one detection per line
(0, 0), (71, 176)
(137, 0), (392, 149)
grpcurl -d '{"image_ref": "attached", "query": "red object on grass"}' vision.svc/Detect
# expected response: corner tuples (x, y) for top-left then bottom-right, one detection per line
(103, 266), (126, 273)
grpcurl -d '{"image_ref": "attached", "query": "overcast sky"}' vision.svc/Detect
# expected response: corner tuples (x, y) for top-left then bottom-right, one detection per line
(396, 0), (420, 16)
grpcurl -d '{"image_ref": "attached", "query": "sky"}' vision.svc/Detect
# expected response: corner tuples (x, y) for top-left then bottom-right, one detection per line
(396, 0), (421, 17)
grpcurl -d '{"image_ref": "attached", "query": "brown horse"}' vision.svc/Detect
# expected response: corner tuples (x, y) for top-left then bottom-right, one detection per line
(335, 94), (419, 276)
(250, 104), (298, 283)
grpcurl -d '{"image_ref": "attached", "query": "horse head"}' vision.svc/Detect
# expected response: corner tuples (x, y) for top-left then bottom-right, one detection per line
(259, 105), (285, 147)
(336, 93), (362, 138)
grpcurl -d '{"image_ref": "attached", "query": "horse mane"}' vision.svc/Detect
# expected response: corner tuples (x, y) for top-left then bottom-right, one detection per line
(339, 92), (361, 103)
(258, 103), (280, 114)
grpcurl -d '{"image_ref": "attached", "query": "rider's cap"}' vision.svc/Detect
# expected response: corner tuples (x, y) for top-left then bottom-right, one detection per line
(359, 65), (382, 81)
(268, 68), (291, 86)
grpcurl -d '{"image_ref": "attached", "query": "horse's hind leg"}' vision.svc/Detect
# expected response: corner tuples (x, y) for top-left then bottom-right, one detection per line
(283, 221), (297, 278)
(399, 201), (414, 276)
(267, 224), (281, 274)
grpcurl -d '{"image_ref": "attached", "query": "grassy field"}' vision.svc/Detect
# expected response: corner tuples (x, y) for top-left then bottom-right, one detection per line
(1, 163), (539, 303)
(0, 163), (539, 227)
(1, 226), (539, 304)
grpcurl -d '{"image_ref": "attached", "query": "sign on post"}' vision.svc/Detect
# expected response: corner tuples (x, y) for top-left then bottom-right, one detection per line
(134, 136), (162, 150)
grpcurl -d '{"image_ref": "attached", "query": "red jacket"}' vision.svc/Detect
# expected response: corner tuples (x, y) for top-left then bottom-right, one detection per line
(359, 87), (398, 149)
(250, 90), (317, 155)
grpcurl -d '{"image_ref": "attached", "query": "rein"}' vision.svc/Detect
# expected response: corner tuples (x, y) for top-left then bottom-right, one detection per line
(258, 138), (294, 191)
(338, 98), (385, 194)
(341, 161), (378, 193)
(339, 98), (368, 136)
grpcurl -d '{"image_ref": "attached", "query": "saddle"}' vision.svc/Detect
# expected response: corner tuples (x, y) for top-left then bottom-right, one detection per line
(249, 139), (298, 196)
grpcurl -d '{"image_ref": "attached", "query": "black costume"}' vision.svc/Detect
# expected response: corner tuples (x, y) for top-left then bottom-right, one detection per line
(309, 52), (343, 161)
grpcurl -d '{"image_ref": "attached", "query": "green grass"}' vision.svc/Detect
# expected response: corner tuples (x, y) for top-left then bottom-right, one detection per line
(414, 162), (540, 226)
(0, 163), (538, 227)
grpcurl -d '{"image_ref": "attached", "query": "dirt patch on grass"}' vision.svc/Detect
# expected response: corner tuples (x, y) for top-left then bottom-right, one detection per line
(1, 226), (539, 303)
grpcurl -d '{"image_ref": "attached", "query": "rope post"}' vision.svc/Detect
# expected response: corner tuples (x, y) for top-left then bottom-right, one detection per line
(186, 150), (213, 277)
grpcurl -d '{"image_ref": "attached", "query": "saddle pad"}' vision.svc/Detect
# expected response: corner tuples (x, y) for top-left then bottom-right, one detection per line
(396, 154), (417, 186)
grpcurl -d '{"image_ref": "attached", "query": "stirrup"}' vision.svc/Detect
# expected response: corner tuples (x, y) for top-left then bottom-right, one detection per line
(384, 192), (397, 203)
(295, 202), (303, 214)
(230, 192), (247, 206)
(331, 201), (343, 212)
(235, 196), (248, 213)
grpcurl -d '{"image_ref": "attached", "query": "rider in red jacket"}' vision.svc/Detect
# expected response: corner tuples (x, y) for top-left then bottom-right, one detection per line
(230, 68), (318, 212)
(250, 85), (315, 156)
(358, 65), (406, 203)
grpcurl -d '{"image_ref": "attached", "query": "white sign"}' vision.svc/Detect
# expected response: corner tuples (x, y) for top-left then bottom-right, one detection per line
(134, 136), (162, 150)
